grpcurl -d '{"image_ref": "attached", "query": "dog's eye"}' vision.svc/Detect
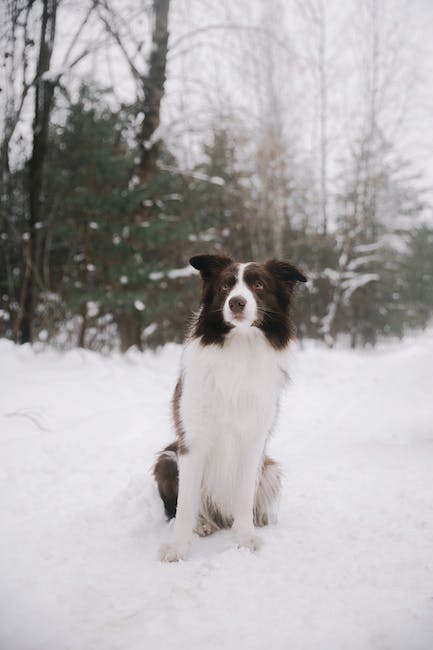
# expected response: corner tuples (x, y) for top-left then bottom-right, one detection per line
(255, 280), (264, 290)
(221, 283), (229, 292)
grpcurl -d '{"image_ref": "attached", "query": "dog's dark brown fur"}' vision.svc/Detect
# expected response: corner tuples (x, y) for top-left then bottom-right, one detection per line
(190, 255), (306, 349)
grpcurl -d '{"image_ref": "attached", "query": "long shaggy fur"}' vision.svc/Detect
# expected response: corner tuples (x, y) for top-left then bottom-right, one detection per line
(153, 442), (283, 529)
(153, 254), (306, 561)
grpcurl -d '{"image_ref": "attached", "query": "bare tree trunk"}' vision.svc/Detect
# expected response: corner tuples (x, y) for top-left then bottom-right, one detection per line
(116, 314), (143, 352)
(78, 219), (90, 348)
(317, 0), (328, 236)
(1, 3), (32, 333)
(137, 0), (170, 184)
(95, 0), (170, 352)
(95, 0), (170, 181)
(1, 2), (32, 183)
(18, 0), (58, 344)
(78, 303), (88, 348)
(365, 0), (379, 240)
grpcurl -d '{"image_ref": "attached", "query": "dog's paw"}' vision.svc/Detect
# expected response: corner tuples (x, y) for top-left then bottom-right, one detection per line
(235, 533), (263, 552)
(159, 541), (190, 563)
(194, 517), (218, 538)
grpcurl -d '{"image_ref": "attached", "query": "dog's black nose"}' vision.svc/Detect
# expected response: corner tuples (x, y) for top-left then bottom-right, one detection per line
(229, 296), (246, 314)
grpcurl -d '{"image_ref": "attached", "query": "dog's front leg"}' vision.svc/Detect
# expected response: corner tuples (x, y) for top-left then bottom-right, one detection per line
(232, 445), (264, 552)
(160, 446), (204, 562)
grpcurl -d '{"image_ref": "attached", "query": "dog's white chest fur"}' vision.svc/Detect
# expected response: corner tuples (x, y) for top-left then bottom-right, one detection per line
(180, 328), (286, 513)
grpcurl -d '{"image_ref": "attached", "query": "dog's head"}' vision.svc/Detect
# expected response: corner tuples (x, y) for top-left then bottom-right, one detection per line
(189, 254), (307, 348)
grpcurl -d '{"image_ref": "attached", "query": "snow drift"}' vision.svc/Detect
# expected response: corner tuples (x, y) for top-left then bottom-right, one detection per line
(1, 333), (432, 650)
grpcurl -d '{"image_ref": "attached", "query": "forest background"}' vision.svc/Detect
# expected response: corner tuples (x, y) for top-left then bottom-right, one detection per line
(1, 0), (433, 352)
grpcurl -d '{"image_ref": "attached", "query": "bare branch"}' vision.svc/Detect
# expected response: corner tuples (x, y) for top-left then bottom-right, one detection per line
(93, 0), (143, 83)
(61, 3), (96, 68)
(169, 22), (293, 59)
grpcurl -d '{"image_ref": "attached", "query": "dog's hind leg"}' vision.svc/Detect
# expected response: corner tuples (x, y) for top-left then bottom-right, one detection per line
(153, 442), (179, 519)
(254, 456), (282, 527)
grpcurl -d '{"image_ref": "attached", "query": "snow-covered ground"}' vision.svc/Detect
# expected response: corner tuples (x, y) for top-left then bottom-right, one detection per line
(1, 332), (433, 650)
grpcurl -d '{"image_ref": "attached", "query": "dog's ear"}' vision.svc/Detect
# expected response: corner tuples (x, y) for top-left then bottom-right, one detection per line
(190, 254), (233, 282)
(265, 259), (307, 284)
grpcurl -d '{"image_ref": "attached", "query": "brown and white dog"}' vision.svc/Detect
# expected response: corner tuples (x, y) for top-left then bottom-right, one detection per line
(153, 254), (307, 562)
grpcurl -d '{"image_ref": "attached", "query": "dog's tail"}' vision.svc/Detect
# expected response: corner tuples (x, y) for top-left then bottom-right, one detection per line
(153, 441), (179, 519)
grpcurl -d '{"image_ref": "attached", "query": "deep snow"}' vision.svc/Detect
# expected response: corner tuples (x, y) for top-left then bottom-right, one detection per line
(1, 333), (433, 650)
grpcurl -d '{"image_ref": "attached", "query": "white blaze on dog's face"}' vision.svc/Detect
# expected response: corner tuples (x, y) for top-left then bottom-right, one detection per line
(222, 263), (257, 328)
(189, 254), (307, 347)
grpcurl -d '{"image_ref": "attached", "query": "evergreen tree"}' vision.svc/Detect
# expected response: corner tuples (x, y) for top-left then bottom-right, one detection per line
(43, 88), (145, 348)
